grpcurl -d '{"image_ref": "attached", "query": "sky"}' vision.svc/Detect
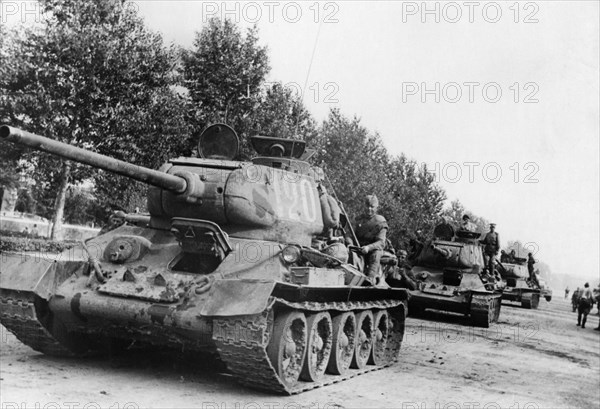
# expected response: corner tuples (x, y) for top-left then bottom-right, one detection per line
(3, 1), (599, 282)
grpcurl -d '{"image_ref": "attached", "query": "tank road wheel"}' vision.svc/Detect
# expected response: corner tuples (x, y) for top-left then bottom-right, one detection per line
(266, 311), (307, 388)
(369, 310), (390, 366)
(327, 312), (356, 375)
(351, 310), (374, 369)
(300, 312), (333, 382)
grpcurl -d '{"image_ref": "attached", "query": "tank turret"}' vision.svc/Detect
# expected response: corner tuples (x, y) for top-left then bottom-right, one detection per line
(0, 124), (324, 245)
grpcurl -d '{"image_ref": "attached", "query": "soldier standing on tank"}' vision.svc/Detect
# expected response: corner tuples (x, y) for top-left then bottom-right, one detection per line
(350, 194), (388, 286)
(480, 223), (500, 274)
(527, 252), (537, 283)
(577, 283), (595, 328)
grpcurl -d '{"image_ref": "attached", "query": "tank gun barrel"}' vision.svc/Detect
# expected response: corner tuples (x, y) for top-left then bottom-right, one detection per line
(0, 125), (186, 193)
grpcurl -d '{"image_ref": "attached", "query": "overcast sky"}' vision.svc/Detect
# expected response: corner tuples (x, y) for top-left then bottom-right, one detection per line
(5, 1), (598, 282)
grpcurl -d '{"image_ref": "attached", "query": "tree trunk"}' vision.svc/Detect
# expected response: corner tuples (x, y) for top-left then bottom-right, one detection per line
(50, 161), (71, 240)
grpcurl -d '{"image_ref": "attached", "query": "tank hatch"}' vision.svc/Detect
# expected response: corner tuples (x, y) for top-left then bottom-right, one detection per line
(250, 135), (305, 158)
(198, 123), (239, 160)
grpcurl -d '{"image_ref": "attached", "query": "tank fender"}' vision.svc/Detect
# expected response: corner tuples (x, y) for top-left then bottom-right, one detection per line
(0, 252), (86, 300)
(200, 279), (276, 316)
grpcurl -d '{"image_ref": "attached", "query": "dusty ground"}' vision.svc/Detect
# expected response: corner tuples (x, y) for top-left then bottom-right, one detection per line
(1, 296), (599, 409)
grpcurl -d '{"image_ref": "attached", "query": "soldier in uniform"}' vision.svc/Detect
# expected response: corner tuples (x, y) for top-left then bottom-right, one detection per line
(527, 252), (537, 283)
(387, 249), (417, 290)
(577, 283), (595, 328)
(350, 194), (388, 285)
(572, 287), (580, 312)
(480, 223), (500, 274)
(460, 214), (476, 232)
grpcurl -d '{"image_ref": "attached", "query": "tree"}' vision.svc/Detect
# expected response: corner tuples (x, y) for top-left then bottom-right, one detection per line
(252, 82), (318, 142)
(183, 18), (270, 156)
(310, 109), (446, 251)
(310, 109), (390, 216)
(385, 156), (446, 248)
(0, 0), (191, 238)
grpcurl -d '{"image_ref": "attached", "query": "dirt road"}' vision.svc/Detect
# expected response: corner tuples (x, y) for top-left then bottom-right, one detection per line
(1, 296), (598, 409)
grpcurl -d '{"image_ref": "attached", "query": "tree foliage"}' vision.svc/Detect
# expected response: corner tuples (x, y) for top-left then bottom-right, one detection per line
(183, 18), (270, 156)
(310, 109), (446, 251)
(0, 0), (191, 236)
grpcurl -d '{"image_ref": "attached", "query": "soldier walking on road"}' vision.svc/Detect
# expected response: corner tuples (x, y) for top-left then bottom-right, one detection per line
(565, 287), (570, 299)
(480, 223), (500, 274)
(577, 283), (594, 328)
(572, 288), (580, 312)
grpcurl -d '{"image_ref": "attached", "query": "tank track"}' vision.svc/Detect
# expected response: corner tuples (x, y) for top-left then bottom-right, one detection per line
(470, 293), (502, 328)
(213, 298), (405, 395)
(0, 292), (75, 356)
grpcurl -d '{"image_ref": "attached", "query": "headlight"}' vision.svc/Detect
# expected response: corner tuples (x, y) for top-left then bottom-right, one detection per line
(281, 245), (301, 264)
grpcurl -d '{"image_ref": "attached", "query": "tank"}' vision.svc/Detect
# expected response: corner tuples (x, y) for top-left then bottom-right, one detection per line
(0, 124), (409, 394)
(393, 223), (502, 327)
(496, 257), (542, 309)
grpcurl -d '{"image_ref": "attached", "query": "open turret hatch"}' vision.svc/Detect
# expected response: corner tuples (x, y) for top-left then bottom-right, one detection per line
(250, 135), (305, 158)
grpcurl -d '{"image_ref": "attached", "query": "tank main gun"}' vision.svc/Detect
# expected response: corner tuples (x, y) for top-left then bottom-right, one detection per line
(0, 125), (187, 194)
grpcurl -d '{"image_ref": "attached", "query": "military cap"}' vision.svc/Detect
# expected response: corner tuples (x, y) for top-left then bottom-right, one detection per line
(462, 214), (470, 220)
(399, 249), (408, 256)
(489, 223), (496, 227)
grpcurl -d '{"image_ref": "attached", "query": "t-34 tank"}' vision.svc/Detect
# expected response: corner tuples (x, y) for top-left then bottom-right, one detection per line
(0, 124), (409, 394)
(402, 223), (502, 327)
(496, 257), (541, 309)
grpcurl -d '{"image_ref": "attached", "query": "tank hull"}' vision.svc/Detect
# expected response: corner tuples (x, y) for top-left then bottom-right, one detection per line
(408, 289), (502, 327)
(0, 235), (409, 394)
